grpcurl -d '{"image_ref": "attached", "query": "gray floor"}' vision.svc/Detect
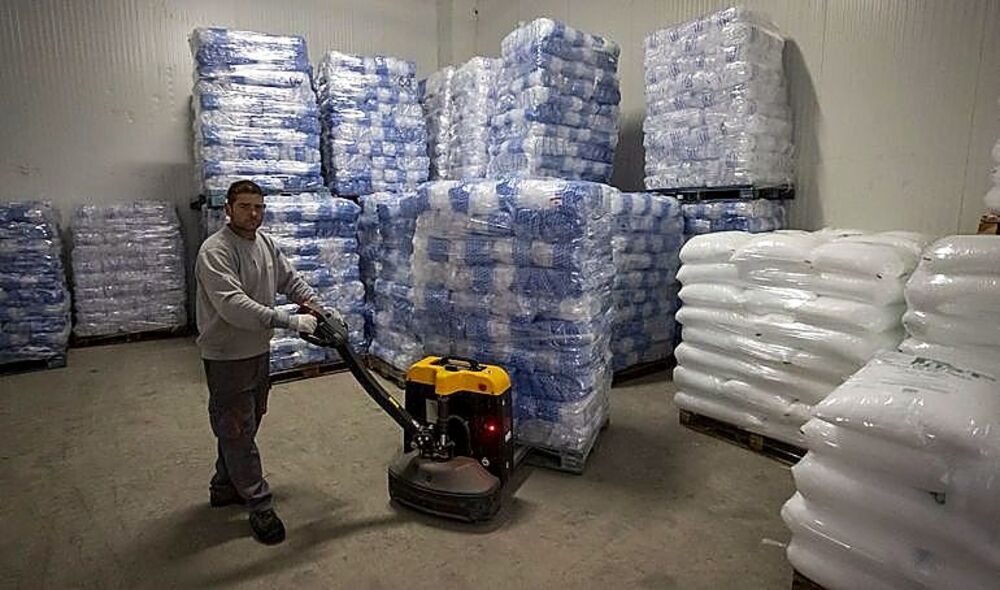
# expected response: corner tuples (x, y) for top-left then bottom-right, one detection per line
(0, 338), (796, 589)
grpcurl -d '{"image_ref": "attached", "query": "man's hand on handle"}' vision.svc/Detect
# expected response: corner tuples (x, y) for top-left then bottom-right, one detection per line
(289, 314), (318, 335)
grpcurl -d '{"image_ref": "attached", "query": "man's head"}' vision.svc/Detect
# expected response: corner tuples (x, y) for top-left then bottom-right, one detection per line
(225, 180), (265, 235)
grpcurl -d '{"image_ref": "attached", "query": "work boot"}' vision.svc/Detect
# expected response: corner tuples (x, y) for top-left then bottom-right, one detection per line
(209, 488), (246, 508)
(249, 509), (286, 545)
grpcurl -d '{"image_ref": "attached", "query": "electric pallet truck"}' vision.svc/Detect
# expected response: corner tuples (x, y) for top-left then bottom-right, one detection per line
(301, 309), (520, 522)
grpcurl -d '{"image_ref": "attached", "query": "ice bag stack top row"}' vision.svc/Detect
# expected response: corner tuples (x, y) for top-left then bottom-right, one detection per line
(673, 229), (928, 446)
(316, 51), (429, 196)
(420, 66), (456, 180)
(609, 192), (684, 371)
(410, 179), (616, 454)
(0, 202), (70, 365)
(70, 203), (187, 338)
(681, 198), (785, 238)
(190, 28), (324, 196)
(783, 350), (1000, 590)
(360, 191), (427, 370)
(451, 57), (501, 179)
(266, 193), (366, 372)
(900, 235), (1000, 374)
(644, 7), (794, 189)
(489, 19), (622, 183)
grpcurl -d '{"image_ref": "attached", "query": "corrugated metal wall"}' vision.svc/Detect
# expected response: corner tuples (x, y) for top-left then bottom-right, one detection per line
(0, 0), (439, 238)
(468, 0), (1000, 235)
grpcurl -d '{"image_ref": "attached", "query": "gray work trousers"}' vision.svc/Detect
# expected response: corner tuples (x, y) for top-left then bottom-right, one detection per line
(203, 352), (273, 513)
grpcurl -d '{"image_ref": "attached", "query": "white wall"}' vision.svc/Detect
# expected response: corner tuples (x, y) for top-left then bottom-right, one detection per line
(0, 0), (440, 242)
(463, 0), (1000, 235)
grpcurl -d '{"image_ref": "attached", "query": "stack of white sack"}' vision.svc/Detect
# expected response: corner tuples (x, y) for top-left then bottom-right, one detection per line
(673, 229), (928, 446)
(900, 235), (1000, 374)
(783, 350), (1000, 589)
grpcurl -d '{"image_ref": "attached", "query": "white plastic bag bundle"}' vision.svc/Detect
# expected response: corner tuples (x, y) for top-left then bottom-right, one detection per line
(783, 351), (1000, 590)
(674, 230), (926, 446)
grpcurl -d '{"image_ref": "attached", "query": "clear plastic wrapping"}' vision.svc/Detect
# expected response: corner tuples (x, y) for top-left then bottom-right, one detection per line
(783, 351), (1000, 590)
(451, 57), (500, 179)
(70, 202), (187, 338)
(680, 198), (785, 237)
(317, 51), (429, 196)
(489, 19), (621, 183)
(985, 116), (1000, 212)
(673, 229), (929, 446)
(0, 202), (70, 363)
(420, 66), (456, 179)
(189, 28), (323, 196)
(410, 179), (615, 453)
(643, 7), (794, 189)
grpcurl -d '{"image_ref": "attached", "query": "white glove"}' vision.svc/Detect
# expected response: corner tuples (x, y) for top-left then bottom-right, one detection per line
(289, 314), (318, 334)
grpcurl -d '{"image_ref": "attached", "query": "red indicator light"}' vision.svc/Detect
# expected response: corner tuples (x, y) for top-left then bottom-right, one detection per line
(485, 422), (497, 433)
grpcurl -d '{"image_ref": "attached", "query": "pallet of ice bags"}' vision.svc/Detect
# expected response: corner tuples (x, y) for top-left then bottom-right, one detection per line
(489, 19), (621, 183)
(673, 229), (928, 446)
(783, 350), (1000, 590)
(190, 28), (324, 197)
(263, 194), (366, 372)
(70, 202), (187, 339)
(643, 7), (794, 189)
(358, 191), (428, 371)
(451, 57), (499, 179)
(900, 235), (1000, 374)
(0, 202), (70, 367)
(681, 198), (785, 237)
(610, 192), (684, 371)
(410, 179), (615, 456)
(420, 66), (456, 180)
(316, 52), (429, 196)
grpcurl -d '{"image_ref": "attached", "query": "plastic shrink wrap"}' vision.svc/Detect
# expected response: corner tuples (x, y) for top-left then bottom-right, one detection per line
(411, 179), (614, 454)
(644, 7), (794, 189)
(489, 19), (621, 183)
(0, 202), (70, 364)
(681, 198), (785, 237)
(190, 28), (324, 196)
(71, 203), (187, 337)
(674, 229), (928, 446)
(420, 66), (455, 180)
(783, 351), (1000, 590)
(452, 57), (500, 179)
(317, 52), (429, 195)
(610, 193), (684, 370)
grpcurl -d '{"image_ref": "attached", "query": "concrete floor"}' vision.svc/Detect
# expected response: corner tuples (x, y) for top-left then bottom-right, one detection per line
(0, 337), (796, 589)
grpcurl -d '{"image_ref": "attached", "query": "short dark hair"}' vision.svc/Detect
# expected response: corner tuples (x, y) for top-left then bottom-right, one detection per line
(226, 180), (264, 204)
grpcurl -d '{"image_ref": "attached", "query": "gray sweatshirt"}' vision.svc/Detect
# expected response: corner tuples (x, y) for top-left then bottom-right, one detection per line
(195, 226), (317, 361)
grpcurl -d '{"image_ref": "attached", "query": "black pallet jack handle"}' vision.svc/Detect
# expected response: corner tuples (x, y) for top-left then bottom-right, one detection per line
(299, 308), (432, 448)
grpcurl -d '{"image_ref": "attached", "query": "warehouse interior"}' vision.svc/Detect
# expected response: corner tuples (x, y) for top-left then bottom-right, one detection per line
(1, 1), (999, 588)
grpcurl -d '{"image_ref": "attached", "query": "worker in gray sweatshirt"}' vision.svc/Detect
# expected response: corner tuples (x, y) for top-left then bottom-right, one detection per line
(195, 179), (323, 545)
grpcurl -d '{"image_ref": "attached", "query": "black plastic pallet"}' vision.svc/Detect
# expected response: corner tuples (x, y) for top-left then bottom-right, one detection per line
(365, 354), (407, 388)
(271, 360), (348, 384)
(524, 418), (608, 475)
(791, 570), (826, 590)
(679, 409), (805, 466)
(71, 326), (191, 348)
(612, 357), (675, 386)
(653, 184), (795, 202)
(1, 355), (67, 376)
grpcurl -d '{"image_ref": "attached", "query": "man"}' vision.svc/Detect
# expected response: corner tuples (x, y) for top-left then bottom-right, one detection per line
(195, 179), (320, 545)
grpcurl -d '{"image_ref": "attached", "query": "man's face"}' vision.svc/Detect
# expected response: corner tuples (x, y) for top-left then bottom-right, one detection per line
(225, 193), (265, 233)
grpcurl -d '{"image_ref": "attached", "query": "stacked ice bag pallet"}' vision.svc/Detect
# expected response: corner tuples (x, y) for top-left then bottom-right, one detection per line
(70, 203), (187, 338)
(783, 351), (1000, 590)
(644, 7), (794, 189)
(451, 57), (500, 179)
(985, 115), (1000, 212)
(610, 193), (684, 371)
(263, 194), (365, 372)
(900, 235), (1000, 374)
(674, 230), (926, 446)
(316, 52), (429, 196)
(190, 28), (324, 197)
(411, 179), (615, 459)
(489, 20), (621, 183)
(420, 66), (456, 180)
(681, 198), (785, 238)
(0, 202), (70, 366)
(362, 191), (427, 370)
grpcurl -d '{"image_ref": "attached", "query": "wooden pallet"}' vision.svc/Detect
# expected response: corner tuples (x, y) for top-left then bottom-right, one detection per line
(524, 418), (608, 475)
(71, 326), (191, 348)
(679, 409), (805, 466)
(365, 354), (407, 388)
(791, 570), (826, 590)
(612, 357), (675, 385)
(653, 184), (795, 202)
(1, 354), (68, 376)
(270, 359), (347, 384)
